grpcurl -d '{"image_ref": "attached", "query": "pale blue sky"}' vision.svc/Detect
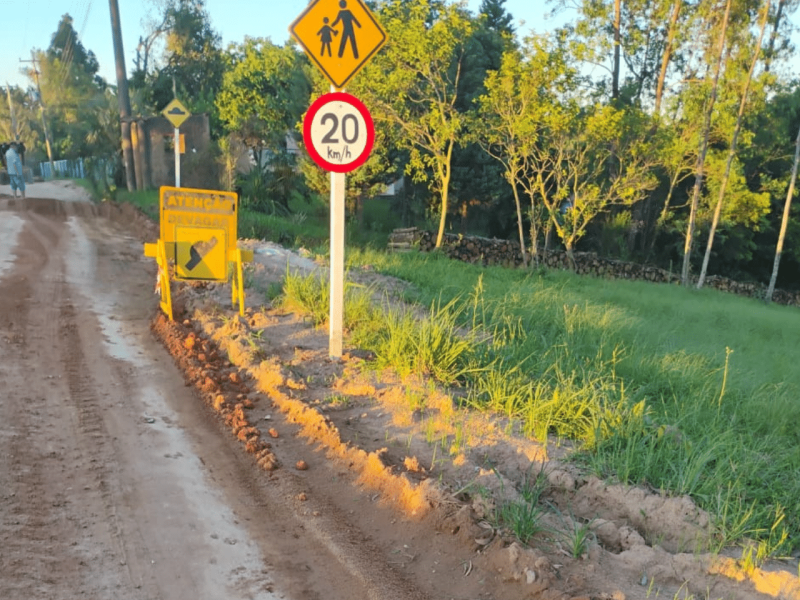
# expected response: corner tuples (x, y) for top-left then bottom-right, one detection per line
(0, 0), (566, 90)
(1, 0), (798, 91)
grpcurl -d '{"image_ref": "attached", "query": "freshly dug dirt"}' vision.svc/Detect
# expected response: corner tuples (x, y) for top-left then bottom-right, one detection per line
(2, 182), (798, 600)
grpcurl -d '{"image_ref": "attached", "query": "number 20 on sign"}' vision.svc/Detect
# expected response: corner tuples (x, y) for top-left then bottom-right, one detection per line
(303, 92), (375, 173)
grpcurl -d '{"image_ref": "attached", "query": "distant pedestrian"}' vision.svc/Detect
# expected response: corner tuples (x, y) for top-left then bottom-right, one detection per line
(317, 17), (338, 57)
(332, 0), (361, 59)
(5, 142), (25, 198)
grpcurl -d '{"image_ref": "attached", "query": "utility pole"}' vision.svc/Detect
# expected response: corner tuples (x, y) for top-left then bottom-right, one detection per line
(5, 82), (18, 141)
(109, 0), (137, 191)
(20, 53), (56, 177)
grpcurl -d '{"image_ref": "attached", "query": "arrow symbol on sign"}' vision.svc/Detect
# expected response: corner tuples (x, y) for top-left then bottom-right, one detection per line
(185, 237), (218, 271)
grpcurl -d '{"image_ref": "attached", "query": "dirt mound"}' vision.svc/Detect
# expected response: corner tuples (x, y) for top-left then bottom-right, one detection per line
(143, 253), (800, 600)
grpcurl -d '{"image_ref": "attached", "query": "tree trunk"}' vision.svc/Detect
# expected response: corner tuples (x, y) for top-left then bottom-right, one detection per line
(435, 144), (454, 249)
(681, 0), (732, 287)
(512, 182), (528, 268)
(655, 0), (683, 116)
(763, 0), (785, 73)
(697, 0), (770, 289)
(612, 0), (622, 101)
(766, 122), (800, 303)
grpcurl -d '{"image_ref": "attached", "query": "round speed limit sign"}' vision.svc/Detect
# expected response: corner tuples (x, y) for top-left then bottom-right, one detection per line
(303, 92), (375, 173)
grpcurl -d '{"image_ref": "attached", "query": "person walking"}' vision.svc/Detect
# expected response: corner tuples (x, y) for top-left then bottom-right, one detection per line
(5, 142), (25, 198)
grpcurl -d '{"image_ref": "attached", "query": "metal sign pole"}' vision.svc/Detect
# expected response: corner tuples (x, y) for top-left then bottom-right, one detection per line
(329, 165), (346, 359)
(174, 126), (181, 187)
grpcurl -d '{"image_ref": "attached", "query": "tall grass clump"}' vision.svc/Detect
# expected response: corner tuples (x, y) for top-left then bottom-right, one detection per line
(276, 269), (381, 335)
(343, 248), (800, 555)
(369, 296), (479, 385)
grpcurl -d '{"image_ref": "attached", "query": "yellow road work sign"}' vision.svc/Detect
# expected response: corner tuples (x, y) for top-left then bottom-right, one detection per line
(174, 227), (227, 281)
(162, 98), (191, 128)
(160, 186), (238, 253)
(290, 0), (387, 90)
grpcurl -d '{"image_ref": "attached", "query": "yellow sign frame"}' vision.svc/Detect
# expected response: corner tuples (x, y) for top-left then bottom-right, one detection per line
(290, 0), (387, 90)
(145, 187), (253, 320)
(162, 98), (191, 128)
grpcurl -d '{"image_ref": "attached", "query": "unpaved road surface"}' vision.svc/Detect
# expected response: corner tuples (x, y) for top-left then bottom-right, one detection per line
(0, 189), (417, 600)
(4, 184), (800, 600)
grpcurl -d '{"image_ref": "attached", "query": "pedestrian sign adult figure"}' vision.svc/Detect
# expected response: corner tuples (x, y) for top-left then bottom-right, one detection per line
(317, 17), (338, 57)
(332, 0), (361, 59)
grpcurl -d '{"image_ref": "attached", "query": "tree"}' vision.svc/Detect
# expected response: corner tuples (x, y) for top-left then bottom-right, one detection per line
(142, 0), (225, 118)
(766, 123), (800, 302)
(359, 0), (473, 249)
(474, 35), (577, 266)
(696, 0), (771, 288)
(681, 0), (732, 287)
(533, 104), (659, 265)
(216, 39), (311, 213)
(217, 39), (310, 165)
(30, 15), (109, 160)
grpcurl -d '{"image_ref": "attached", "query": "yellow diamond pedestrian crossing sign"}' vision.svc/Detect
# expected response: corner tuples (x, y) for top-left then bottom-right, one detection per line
(290, 0), (387, 90)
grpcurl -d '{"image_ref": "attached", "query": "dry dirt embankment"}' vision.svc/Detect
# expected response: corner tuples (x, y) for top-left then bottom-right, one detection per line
(149, 234), (800, 600)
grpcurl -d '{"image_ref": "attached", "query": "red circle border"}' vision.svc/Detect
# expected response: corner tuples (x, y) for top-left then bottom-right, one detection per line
(303, 92), (375, 173)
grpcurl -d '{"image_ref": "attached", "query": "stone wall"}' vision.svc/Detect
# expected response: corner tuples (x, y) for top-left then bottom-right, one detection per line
(388, 228), (800, 308)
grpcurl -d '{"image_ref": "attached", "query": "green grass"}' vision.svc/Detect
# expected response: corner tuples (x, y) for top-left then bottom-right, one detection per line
(336, 248), (800, 556)
(116, 188), (160, 220)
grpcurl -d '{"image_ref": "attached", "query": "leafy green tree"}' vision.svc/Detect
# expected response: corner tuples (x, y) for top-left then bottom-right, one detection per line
(474, 35), (577, 265)
(31, 15), (109, 159)
(217, 39), (310, 165)
(216, 39), (312, 213)
(359, 0), (473, 249)
(142, 0), (225, 119)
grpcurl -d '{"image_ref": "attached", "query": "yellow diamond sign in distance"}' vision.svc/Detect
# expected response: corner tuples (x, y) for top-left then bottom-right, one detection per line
(162, 98), (191, 128)
(290, 0), (387, 90)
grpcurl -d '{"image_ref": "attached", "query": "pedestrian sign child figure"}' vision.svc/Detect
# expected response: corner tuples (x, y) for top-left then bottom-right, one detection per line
(332, 0), (361, 59)
(317, 17), (338, 57)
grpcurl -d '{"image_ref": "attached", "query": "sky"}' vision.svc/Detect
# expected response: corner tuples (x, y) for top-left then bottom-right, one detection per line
(0, 0), (565, 90)
(1, 0), (798, 92)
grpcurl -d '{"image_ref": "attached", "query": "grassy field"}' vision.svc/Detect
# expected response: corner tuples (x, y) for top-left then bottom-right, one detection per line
(110, 186), (800, 560)
(336, 249), (800, 559)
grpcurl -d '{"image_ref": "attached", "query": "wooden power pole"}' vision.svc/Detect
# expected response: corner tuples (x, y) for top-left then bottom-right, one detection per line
(109, 0), (137, 191)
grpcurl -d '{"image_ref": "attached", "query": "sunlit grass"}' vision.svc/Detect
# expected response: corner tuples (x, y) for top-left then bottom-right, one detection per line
(344, 247), (800, 556)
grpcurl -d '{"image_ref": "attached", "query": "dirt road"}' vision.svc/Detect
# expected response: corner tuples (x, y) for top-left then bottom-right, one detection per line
(4, 184), (799, 600)
(0, 188), (416, 600)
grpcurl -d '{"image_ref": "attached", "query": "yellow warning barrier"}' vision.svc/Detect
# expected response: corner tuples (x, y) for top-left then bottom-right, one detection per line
(144, 186), (252, 321)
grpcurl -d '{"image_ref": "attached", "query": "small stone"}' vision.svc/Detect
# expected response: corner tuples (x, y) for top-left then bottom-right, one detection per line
(268, 428), (279, 438)
(230, 372), (240, 383)
(295, 460), (309, 471)
(297, 492), (307, 501)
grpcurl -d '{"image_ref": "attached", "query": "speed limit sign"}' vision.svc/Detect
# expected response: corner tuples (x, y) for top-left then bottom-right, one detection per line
(303, 92), (375, 173)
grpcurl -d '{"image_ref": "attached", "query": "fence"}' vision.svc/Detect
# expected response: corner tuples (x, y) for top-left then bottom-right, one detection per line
(38, 157), (117, 181)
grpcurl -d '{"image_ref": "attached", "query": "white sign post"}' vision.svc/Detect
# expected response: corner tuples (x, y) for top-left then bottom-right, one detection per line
(330, 170), (346, 358)
(174, 127), (181, 187)
(303, 91), (375, 359)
